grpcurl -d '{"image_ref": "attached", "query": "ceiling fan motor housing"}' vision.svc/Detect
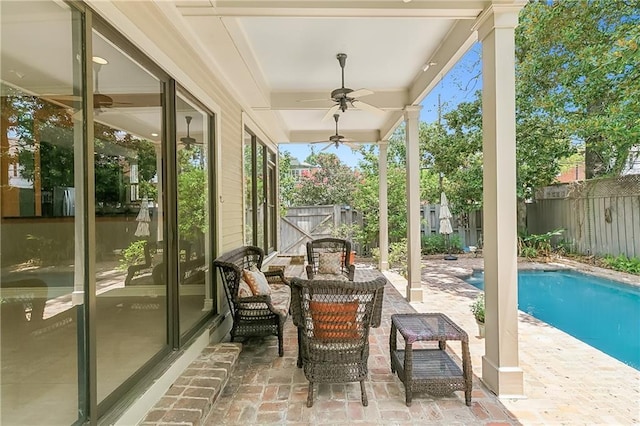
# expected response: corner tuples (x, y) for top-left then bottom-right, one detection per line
(330, 87), (353, 100)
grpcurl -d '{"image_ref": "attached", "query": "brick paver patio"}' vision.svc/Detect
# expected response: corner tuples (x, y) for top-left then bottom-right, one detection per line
(201, 256), (639, 425)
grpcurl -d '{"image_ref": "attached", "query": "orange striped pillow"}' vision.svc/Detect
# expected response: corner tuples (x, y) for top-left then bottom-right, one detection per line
(309, 300), (359, 340)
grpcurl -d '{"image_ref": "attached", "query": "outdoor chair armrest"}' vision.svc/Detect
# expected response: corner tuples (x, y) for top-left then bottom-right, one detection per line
(347, 264), (356, 281)
(305, 265), (315, 280)
(264, 269), (289, 286)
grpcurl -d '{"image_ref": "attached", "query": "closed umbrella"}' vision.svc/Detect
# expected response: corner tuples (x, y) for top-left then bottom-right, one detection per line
(438, 192), (457, 260)
(134, 197), (151, 238)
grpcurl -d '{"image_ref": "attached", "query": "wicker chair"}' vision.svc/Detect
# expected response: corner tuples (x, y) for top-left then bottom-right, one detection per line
(213, 246), (290, 357)
(290, 276), (386, 407)
(305, 237), (355, 281)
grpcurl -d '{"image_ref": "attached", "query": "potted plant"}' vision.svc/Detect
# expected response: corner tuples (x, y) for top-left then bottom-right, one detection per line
(470, 293), (485, 338)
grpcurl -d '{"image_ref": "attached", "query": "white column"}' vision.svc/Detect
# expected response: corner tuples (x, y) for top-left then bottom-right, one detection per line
(378, 140), (389, 271)
(404, 106), (422, 302)
(475, 5), (524, 397)
(155, 143), (164, 242)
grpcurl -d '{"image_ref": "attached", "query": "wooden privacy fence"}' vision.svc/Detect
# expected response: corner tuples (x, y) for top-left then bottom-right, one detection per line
(279, 205), (362, 255)
(421, 204), (483, 248)
(280, 204), (483, 255)
(527, 175), (640, 258)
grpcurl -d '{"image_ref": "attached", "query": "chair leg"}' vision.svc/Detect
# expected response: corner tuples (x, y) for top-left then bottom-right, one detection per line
(307, 382), (314, 407)
(360, 380), (368, 406)
(296, 327), (303, 368)
(278, 322), (284, 357)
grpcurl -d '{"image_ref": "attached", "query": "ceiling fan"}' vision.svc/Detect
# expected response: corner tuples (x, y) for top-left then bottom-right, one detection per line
(317, 53), (384, 121)
(310, 113), (356, 151)
(44, 62), (130, 113)
(179, 115), (199, 149)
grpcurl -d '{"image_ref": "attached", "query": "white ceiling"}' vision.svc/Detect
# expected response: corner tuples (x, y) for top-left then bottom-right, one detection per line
(172, 0), (511, 144)
(3, 1), (525, 147)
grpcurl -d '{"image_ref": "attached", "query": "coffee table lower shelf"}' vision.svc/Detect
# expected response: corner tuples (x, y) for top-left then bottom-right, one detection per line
(391, 348), (469, 406)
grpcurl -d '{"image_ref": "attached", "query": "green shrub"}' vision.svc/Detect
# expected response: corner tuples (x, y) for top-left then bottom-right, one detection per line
(389, 239), (408, 277)
(469, 293), (485, 323)
(119, 240), (149, 271)
(518, 229), (564, 258)
(421, 234), (462, 255)
(601, 254), (640, 275)
(421, 234), (445, 254)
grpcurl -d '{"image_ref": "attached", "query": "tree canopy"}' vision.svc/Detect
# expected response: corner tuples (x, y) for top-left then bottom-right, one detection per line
(288, 151), (359, 207)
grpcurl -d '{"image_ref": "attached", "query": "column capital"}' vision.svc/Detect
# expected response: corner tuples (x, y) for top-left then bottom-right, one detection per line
(403, 105), (422, 120)
(378, 140), (389, 148)
(473, 4), (522, 41)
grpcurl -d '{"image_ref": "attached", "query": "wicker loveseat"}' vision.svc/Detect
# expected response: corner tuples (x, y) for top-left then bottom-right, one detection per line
(290, 276), (386, 407)
(305, 237), (355, 281)
(213, 246), (290, 357)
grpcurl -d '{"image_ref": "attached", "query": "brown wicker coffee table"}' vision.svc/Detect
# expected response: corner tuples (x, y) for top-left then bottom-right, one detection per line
(390, 313), (472, 406)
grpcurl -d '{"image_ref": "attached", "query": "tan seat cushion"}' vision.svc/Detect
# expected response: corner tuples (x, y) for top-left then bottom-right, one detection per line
(269, 283), (291, 318)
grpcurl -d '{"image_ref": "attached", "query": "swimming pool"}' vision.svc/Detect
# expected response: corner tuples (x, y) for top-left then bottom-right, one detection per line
(465, 269), (640, 370)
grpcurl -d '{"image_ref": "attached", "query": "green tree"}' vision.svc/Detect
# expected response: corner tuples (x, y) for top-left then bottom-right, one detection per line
(292, 152), (358, 206)
(516, 0), (639, 178)
(278, 150), (296, 214)
(177, 147), (206, 247)
(353, 126), (440, 245)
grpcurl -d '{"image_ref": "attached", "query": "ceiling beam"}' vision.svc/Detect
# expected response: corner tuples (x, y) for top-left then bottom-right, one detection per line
(179, 1), (485, 18)
(288, 129), (380, 144)
(267, 90), (408, 111)
(408, 19), (478, 103)
(379, 20), (478, 140)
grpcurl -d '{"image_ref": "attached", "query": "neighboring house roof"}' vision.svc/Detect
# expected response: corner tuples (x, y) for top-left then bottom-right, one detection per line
(556, 164), (585, 183)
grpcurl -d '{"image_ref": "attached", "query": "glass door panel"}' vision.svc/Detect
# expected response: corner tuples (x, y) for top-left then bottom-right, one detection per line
(1, 1), (82, 424)
(91, 28), (167, 403)
(176, 93), (212, 335)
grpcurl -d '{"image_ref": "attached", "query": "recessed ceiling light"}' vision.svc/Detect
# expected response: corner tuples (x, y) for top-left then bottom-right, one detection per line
(151, 133), (159, 137)
(403, 0), (412, 3)
(422, 62), (437, 72)
(92, 56), (108, 65)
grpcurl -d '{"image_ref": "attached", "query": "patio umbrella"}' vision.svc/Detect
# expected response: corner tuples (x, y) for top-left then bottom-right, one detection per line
(438, 192), (457, 260)
(134, 197), (151, 237)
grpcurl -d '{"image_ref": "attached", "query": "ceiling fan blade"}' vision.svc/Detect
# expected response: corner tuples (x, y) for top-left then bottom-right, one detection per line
(351, 100), (385, 115)
(322, 104), (340, 121)
(320, 142), (333, 151)
(344, 141), (359, 150)
(349, 88), (373, 98)
(297, 98), (331, 103)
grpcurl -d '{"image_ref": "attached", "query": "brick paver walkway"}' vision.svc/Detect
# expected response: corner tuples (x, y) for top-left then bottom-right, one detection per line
(204, 264), (521, 425)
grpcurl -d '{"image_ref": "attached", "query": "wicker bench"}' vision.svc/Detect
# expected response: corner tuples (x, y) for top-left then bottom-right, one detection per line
(213, 246), (291, 357)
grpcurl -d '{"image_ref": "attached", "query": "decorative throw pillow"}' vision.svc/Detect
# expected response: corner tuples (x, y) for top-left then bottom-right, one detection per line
(237, 279), (253, 298)
(242, 266), (272, 296)
(309, 300), (359, 340)
(317, 252), (342, 275)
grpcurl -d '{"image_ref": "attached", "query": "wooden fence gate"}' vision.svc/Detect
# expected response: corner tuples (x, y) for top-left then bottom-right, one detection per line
(279, 205), (361, 254)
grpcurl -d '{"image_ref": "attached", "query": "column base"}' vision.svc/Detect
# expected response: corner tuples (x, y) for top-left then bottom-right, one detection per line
(202, 298), (214, 311)
(482, 356), (525, 399)
(405, 286), (423, 302)
(379, 260), (389, 271)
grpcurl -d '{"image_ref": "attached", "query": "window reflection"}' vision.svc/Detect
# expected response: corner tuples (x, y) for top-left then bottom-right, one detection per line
(1, 1), (81, 424)
(91, 29), (167, 403)
(176, 94), (212, 335)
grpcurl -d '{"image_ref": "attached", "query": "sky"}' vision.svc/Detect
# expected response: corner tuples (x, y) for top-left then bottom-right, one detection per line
(280, 43), (482, 168)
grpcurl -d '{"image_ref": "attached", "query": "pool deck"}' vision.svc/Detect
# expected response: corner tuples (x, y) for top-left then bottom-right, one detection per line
(204, 255), (639, 425)
(394, 255), (640, 425)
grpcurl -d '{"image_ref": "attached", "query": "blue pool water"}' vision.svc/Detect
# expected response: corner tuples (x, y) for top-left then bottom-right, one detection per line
(465, 270), (640, 370)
